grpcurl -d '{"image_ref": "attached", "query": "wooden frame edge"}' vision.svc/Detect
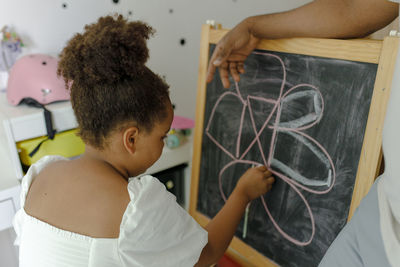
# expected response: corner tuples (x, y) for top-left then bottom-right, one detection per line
(348, 36), (399, 220)
(189, 24), (211, 216)
(209, 29), (382, 64)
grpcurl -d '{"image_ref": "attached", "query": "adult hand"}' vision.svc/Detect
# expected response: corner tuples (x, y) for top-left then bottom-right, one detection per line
(206, 18), (260, 88)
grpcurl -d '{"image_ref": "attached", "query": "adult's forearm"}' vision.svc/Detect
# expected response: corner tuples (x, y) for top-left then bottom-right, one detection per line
(245, 0), (398, 40)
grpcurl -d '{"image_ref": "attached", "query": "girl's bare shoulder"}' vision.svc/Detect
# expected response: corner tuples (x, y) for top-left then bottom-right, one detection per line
(25, 158), (130, 238)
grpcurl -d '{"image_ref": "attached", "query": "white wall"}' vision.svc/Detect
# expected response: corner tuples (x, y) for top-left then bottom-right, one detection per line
(0, 0), (311, 119)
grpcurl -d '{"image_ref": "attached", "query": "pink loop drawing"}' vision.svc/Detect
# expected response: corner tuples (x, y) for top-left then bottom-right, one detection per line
(205, 51), (336, 246)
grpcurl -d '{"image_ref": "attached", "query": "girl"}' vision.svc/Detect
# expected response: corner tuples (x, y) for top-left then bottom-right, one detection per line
(13, 15), (275, 267)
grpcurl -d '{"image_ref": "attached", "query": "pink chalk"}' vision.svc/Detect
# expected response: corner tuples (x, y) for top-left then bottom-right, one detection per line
(171, 115), (195, 129)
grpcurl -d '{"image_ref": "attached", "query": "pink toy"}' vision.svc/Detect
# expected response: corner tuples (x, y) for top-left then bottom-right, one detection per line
(171, 115), (195, 129)
(7, 54), (69, 105)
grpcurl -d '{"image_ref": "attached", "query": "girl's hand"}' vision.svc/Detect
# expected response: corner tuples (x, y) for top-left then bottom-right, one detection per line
(235, 165), (275, 203)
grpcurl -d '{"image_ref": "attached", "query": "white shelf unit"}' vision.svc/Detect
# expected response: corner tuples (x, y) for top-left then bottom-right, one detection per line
(0, 92), (77, 181)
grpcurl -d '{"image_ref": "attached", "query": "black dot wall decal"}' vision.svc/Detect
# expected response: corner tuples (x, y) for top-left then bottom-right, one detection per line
(180, 38), (186, 46)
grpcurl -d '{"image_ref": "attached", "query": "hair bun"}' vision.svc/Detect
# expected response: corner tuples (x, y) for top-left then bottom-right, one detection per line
(58, 14), (154, 85)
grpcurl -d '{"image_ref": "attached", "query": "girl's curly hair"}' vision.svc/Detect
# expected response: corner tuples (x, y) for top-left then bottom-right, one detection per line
(57, 14), (170, 149)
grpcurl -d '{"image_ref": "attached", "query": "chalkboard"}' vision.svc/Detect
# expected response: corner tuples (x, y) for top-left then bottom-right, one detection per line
(200, 46), (376, 267)
(190, 25), (398, 267)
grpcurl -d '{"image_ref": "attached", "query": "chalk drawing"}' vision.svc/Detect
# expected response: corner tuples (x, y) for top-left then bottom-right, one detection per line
(205, 51), (336, 246)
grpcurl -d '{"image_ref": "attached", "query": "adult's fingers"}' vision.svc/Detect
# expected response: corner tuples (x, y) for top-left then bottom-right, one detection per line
(213, 41), (230, 65)
(218, 62), (231, 88)
(206, 41), (232, 84)
(229, 62), (240, 82)
(206, 50), (220, 83)
(237, 62), (245, 74)
(206, 61), (217, 83)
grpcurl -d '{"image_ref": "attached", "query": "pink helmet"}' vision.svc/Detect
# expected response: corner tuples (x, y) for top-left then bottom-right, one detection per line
(7, 54), (69, 105)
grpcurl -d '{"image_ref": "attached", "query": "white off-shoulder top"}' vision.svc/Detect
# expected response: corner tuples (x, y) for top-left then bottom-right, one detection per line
(13, 156), (208, 267)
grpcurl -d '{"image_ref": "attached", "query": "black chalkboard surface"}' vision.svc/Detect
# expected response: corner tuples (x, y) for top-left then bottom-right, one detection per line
(190, 25), (397, 267)
(197, 45), (376, 267)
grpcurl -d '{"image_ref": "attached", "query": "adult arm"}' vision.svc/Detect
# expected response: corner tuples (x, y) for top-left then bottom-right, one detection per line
(207, 0), (399, 88)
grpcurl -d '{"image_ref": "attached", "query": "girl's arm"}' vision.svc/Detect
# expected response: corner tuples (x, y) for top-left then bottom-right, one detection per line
(194, 166), (274, 267)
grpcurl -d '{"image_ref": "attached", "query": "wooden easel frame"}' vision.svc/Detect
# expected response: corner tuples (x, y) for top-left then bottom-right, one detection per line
(189, 24), (399, 266)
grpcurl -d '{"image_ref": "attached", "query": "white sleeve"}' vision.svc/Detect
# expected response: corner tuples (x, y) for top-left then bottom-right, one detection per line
(118, 175), (208, 267)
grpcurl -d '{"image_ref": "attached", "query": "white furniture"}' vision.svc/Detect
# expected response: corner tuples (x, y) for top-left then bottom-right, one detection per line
(0, 92), (77, 180)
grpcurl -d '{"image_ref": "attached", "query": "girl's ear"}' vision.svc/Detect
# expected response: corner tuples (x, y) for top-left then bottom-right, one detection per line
(123, 126), (139, 154)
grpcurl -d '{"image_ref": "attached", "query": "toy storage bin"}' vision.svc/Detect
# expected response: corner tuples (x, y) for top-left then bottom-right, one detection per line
(16, 128), (85, 170)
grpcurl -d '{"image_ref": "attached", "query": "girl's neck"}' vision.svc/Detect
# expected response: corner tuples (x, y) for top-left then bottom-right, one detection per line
(80, 145), (131, 180)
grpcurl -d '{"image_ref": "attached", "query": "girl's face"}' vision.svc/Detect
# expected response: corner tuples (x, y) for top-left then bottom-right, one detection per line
(133, 101), (174, 176)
